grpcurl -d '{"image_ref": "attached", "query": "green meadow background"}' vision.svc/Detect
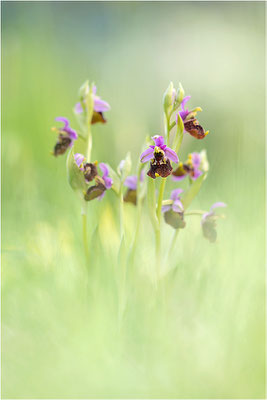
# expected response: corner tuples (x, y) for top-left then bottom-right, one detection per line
(2, 1), (265, 399)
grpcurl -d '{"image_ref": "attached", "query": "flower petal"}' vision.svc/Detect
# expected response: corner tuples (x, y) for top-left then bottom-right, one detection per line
(74, 153), (85, 169)
(99, 163), (112, 189)
(140, 147), (154, 163)
(94, 97), (111, 112)
(124, 175), (137, 190)
(99, 162), (109, 178)
(103, 176), (112, 189)
(201, 211), (213, 223)
(181, 95), (191, 110)
(92, 85), (97, 95)
(152, 135), (164, 147)
(172, 175), (186, 181)
(192, 168), (202, 180)
(55, 117), (78, 140)
(210, 202), (227, 211)
(161, 205), (171, 213)
(55, 116), (69, 127)
(164, 147), (179, 163)
(191, 152), (201, 168)
(74, 102), (83, 114)
(170, 188), (183, 200)
(172, 199), (184, 213)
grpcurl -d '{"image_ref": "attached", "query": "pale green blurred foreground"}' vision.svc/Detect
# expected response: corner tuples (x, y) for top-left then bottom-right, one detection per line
(2, 2), (265, 399)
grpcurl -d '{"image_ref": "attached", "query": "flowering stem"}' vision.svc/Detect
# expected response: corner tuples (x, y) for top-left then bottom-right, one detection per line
(165, 114), (171, 146)
(168, 228), (180, 258)
(81, 88), (93, 263)
(128, 168), (143, 267)
(119, 184), (124, 240)
(156, 178), (166, 223)
(185, 210), (205, 216)
(155, 227), (161, 288)
(86, 127), (92, 162)
(82, 209), (89, 261)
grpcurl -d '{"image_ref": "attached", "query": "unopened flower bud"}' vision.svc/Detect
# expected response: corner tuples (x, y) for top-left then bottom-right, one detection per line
(176, 83), (185, 104)
(163, 81), (175, 115)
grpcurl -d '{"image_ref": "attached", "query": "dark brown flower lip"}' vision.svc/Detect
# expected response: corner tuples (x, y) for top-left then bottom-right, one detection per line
(163, 209), (186, 230)
(84, 181), (106, 201)
(83, 163), (98, 183)
(123, 188), (137, 205)
(202, 219), (217, 242)
(91, 111), (106, 124)
(184, 118), (207, 140)
(53, 134), (72, 156)
(147, 158), (173, 179)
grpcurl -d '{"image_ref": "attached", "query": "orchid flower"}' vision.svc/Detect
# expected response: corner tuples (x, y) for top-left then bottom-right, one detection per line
(140, 135), (178, 179)
(53, 117), (78, 156)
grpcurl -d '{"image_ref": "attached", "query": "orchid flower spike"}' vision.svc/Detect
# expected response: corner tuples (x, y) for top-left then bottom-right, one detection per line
(53, 117), (78, 156)
(75, 85), (110, 124)
(74, 153), (113, 201)
(161, 188), (186, 229)
(176, 96), (209, 140)
(123, 169), (145, 205)
(172, 150), (209, 181)
(140, 135), (178, 179)
(201, 202), (227, 242)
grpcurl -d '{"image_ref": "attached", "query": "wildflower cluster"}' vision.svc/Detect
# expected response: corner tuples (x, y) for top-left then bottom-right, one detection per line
(51, 79), (227, 284)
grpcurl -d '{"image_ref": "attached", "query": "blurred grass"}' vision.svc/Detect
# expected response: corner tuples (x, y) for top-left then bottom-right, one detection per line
(2, 2), (265, 399)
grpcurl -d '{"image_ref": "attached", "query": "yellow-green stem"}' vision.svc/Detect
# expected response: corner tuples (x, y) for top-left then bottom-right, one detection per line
(169, 228), (179, 259)
(119, 185), (124, 240)
(155, 227), (161, 288)
(82, 213), (89, 261)
(156, 178), (166, 223)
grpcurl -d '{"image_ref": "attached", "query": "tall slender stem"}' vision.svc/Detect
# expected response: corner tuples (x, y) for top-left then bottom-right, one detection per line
(156, 178), (166, 222)
(81, 86), (93, 262)
(168, 228), (179, 259)
(86, 127), (92, 162)
(119, 185), (124, 240)
(82, 212), (89, 261)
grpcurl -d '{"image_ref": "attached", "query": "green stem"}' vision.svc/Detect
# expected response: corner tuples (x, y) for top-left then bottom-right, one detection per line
(82, 212), (89, 261)
(119, 185), (124, 240)
(128, 195), (142, 267)
(86, 127), (92, 162)
(185, 210), (205, 216)
(165, 114), (171, 146)
(81, 86), (93, 263)
(156, 178), (166, 223)
(169, 228), (179, 258)
(155, 227), (161, 288)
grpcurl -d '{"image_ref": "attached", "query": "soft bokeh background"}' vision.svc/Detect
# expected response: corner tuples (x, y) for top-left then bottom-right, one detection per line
(2, 2), (265, 399)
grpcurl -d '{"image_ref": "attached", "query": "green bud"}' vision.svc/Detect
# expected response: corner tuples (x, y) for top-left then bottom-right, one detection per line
(117, 152), (132, 182)
(78, 80), (90, 100)
(176, 82), (185, 104)
(66, 148), (87, 195)
(163, 81), (175, 115)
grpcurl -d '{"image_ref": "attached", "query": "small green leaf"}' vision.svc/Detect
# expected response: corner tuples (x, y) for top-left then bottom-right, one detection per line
(66, 148), (87, 193)
(181, 173), (207, 210)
